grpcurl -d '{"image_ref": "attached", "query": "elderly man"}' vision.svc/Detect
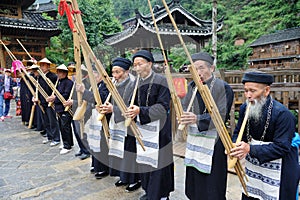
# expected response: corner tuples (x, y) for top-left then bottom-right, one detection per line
(230, 71), (300, 200)
(100, 57), (141, 192)
(179, 52), (234, 200)
(126, 50), (174, 200)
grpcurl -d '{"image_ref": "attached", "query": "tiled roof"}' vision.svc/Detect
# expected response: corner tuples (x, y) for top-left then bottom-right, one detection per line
(0, 11), (60, 34)
(249, 27), (300, 47)
(104, 0), (223, 46)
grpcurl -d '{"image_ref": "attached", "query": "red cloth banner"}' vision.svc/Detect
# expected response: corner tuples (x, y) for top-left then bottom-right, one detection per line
(173, 77), (187, 98)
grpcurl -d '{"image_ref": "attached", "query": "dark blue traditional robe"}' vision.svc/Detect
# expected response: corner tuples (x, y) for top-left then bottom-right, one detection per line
(135, 72), (174, 200)
(83, 80), (110, 173)
(109, 76), (140, 184)
(183, 76), (234, 200)
(20, 76), (33, 123)
(233, 96), (300, 200)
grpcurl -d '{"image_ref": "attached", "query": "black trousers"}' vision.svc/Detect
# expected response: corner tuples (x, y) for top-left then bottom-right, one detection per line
(43, 106), (60, 142)
(58, 111), (73, 149)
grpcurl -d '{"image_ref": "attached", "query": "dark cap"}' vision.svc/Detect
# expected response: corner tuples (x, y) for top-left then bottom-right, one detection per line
(191, 52), (214, 65)
(132, 50), (154, 63)
(242, 71), (274, 85)
(112, 57), (132, 71)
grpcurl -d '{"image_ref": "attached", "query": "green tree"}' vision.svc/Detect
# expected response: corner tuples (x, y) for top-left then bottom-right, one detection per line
(46, 0), (121, 65)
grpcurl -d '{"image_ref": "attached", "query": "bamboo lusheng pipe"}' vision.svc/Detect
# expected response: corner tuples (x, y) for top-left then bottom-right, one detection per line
(48, 79), (58, 107)
(28, 85), (40, 129)
(81, 46), (110, 146)
(64, 82), (75, 112)
(228, 103), (251, 169)
(147, 0), (189, 138)
(161, 0), (248, 196)
(78, 35), (145, 151)
(27, 75), (55, 111)
(97, 92), (112, 121)
(37, 69), (73, 116)
(124, 75), (139, 127)
(0, 40), (45, 114)
(64, 7), (145, 151)
(178, 87), (198, 131)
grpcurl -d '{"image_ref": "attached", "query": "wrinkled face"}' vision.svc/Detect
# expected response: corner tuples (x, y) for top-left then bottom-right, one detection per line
(112, 66), (128, 83)
(194, 60), (214, 82)
(40, 63), (50, 73)
(244, 82), (270, 103)
(57, 70), (67, 79)
(133, 57), (152, 78)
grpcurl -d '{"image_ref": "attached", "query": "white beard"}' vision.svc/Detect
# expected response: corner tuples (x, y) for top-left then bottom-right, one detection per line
(247, 96), (267, 123)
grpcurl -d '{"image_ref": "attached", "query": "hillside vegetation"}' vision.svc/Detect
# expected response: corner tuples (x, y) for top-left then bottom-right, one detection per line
(112, 0), (300, 69)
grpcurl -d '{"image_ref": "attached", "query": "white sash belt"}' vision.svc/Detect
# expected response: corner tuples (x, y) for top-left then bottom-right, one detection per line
(245, 139), (281, 200)
(84, 109), (102, 152)
(184, 124), (217, 174)
(108, 113), (126, 158)
(136, 116), (159, 168)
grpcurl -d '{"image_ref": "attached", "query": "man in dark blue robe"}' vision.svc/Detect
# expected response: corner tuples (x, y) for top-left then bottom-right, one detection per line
(77, 69), (110, 179)
(100, 57), (141, 191)
(179, 52), (234, 200)
(230, 71), (300, 200)
(127, 50), (174, 200)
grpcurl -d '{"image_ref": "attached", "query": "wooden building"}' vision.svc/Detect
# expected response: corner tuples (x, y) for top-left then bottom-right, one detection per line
(0, 0), (60, 69)
(248, 27), (300, 69)
(103, 0), (223, 55)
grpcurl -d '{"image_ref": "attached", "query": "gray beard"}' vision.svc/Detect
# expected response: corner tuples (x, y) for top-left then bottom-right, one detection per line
(247, 96), (267, 123)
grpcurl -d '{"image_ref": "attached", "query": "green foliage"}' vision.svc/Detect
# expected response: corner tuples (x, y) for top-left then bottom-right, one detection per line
(46, 0), (121, 65)
(110, 0), (300, 70)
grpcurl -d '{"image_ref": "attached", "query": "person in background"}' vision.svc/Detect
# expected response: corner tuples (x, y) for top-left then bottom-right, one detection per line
(230, 71), (300, 200)
(0, 68), (16, 121)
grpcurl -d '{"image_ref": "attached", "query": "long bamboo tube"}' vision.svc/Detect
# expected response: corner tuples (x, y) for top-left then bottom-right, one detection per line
(65, 7), (145, 150)
(48, 79), (58, 107)
(147, 0), (189, 138)
(97, 92), (112, 121)
(79, 34), (145, 151)
(228, 104), (251, 168)
(0, 40), (45, 114)
(178, 87), (198, 130)
(161, 0), (248, 196)
(64, 82), (75, 112)
(37, 69), (73, 116)
(124, 75), (139, 127)
(81, 46), (110, 146)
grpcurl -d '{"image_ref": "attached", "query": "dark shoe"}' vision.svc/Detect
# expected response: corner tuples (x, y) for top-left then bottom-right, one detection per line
(79, 153), (90, 160)
(125, 181), (141, 192)
(115, 179), (127, 187)
(140, 194), (148, 200)
(40, 130), (46, 135)
(75, 151), (82, 157)
(94, 171), (108, 179)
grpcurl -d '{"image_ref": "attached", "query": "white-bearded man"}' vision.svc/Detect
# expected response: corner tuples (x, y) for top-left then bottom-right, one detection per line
(230, 71), (300, 200)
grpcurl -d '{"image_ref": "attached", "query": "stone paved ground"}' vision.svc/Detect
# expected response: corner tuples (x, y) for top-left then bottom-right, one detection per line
(0, 102), (298, 200)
